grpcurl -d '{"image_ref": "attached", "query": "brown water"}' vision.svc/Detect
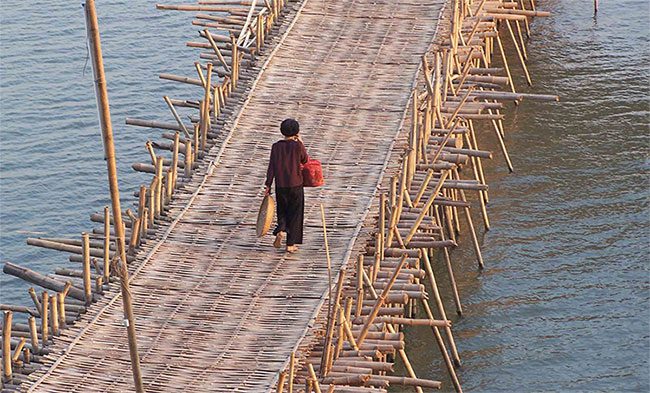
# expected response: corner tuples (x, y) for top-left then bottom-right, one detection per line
(1, 0), (648, 391)
(401, 1), (650, 391)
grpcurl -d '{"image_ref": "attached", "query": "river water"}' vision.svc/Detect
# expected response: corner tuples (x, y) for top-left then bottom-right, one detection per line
(1, 0), (648, 392)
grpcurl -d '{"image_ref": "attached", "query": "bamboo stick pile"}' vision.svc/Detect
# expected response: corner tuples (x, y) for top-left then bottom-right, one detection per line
(0, 0), (556, 391)
(271, 0), (558, 392)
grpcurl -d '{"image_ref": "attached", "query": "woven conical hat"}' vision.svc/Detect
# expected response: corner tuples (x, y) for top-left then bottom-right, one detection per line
(256, 194), (275, 237)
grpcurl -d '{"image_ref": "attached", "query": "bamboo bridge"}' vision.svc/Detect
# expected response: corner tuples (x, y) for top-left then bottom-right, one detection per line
(1, 0), (557, 392)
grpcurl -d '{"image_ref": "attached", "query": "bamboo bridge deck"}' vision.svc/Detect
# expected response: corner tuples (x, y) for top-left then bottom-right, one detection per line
(2, 0), (559, 391)
(26, 1), (446, 391)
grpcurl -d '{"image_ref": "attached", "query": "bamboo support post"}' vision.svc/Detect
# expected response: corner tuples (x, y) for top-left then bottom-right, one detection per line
(49, 295), (59, 336)
(505, 20), (532, 85)
(355, 256), (364, 318)
(277, 371), (287, 393)
(57, 293), (66, 328)
(421, 251), (461, 366)
(28, 288), (41, 316)
(103, 206), (111, 282)
(3, 311), (12, 382)
(172, 132), (180, 189)
(28, 316), (38, 354)
(289, 351), (295, 393)
(82, 233), (92, 305)
(307, 363), (322, 393)
(40, 291), (48, 343)
(11, 338), (26, 364)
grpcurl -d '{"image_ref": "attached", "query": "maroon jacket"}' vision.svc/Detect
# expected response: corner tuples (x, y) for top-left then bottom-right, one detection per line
(265, 139), (309, 188)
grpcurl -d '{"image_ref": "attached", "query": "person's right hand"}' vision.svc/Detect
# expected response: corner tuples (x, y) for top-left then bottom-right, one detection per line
(264, 186), (271, 196)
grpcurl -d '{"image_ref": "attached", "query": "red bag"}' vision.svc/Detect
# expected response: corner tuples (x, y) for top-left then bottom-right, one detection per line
(302, 159), (324, 187)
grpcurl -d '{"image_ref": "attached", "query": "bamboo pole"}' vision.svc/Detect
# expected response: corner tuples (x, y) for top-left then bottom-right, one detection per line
(40, 291), (48, 344)
(28, 288), (41, 316)
(28, 316), (38, 354)
(57, 293), (66, 328)
(84, 1), (143, 390)
(82, 233), (92, 305)
(355, 256), (364, 318)
(49, 295), (59, 336)
(11, 338), (25, 365)
(103, 206), (111, 282)
(504, 20), (532, 85)
(307, 363), (322, 393)
(289, 351), (295, 393)
(3, 311), (12, 382)
(421, 251), (461, 366)
(172, 132), (180, 189)
(356, 255), (407, 346)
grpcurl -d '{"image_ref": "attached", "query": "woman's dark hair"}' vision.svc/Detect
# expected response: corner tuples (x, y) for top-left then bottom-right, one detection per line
(280, 118), (300, 136)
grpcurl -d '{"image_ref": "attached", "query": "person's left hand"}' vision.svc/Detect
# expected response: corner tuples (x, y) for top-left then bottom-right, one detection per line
(264, 186), (271, 196)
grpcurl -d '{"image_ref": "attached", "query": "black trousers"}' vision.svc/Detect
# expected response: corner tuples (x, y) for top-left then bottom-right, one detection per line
(273, 186), (304, 246)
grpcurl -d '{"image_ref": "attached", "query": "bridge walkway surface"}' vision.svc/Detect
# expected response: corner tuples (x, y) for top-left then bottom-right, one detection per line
(28, 0), (446, 391)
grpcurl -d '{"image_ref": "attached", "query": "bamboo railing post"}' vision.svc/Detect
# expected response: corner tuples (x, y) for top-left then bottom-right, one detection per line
(172, 132), (180, 189)
(57, 292), (66, 328)
(185, 140), (193, 177)
(155, 156), (164, 217)
(145, 141), (157, 165)
(138, 186), (147, 238)
(2, 311), (12, 382)
(288, 351), (295, 393)
(85, 1), (143, 389)
(49, 295), (59, 336)
(277, 371), (287, 393)
(379, 193), (386, 261)
(103, 206), (111, 282)
(149, 178), (156, 227)
(319, 204), (333, 371)
(230, 35), (238, 88)
(82, 233), (92, 305)
(129, 218), (141, 255)
(40, 291), (48, 344)
(201, 63), (213, 151)
(321, 271), (346, 377)
(28, 316), (39, 354)
(193, 123), (200, 160)
(11, 338), (26, 365)
(28, 287), (41, 316)
(163, 95), (191, 138)
(307, 363), (322, 393)
(355, 255), (364, 318)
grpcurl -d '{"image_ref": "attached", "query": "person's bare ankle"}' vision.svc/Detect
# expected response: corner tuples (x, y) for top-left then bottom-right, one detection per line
(273, 232), (285, 248)
(286, 245), (298, 253)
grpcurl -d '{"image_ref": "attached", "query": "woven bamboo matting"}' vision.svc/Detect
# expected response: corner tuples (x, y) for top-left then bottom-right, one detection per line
(29, 0), (446, 391)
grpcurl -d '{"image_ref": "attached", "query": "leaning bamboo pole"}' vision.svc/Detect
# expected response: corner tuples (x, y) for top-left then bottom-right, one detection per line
(84, 1), (144, 391)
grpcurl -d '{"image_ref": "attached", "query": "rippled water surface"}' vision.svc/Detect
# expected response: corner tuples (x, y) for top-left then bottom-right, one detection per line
(1, 0), (649, 392)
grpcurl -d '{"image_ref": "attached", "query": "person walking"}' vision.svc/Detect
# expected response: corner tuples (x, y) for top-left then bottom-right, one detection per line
(264, 118), (308, 253)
